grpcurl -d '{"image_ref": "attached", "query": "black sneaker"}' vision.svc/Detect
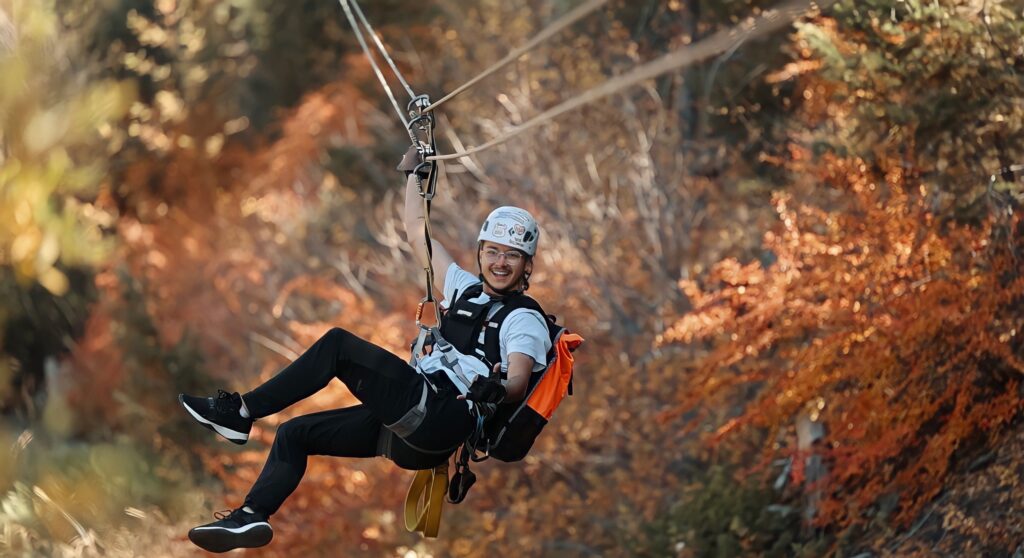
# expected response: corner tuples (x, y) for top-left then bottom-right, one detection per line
(188, 507), (272, 553)
(178, 390), (253, 444)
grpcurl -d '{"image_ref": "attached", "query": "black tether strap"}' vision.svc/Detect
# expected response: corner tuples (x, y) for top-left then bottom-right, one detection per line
(408, 98), (442, 326)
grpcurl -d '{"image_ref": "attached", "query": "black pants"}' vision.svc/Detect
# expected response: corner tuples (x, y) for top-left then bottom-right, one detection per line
(240, 327), (474, 516)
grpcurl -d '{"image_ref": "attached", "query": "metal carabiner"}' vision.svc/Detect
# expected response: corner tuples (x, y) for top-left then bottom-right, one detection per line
(415, 298), (442, 328)
(414, 300), (428, 326)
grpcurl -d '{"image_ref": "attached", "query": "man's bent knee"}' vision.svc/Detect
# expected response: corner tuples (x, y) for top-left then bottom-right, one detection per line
(324, 327), (353, 345)
(275, 417), (310, 445)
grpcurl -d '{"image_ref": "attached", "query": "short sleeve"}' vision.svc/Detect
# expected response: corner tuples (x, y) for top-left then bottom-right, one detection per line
(441, 263), (482, 308)
(500, 308), (552, 373)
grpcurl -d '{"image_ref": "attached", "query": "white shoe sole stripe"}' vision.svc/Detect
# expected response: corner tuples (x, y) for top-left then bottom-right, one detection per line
(180, 398), (248, 441)
(192, 521), (271, 534)
(189, 522), (273, 552)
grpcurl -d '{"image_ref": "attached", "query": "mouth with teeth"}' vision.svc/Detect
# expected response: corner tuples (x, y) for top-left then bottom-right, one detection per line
(488, 267), (514, 283)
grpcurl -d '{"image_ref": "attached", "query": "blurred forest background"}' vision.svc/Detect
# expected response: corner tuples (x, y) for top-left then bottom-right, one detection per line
(1, 0), (1022, 556)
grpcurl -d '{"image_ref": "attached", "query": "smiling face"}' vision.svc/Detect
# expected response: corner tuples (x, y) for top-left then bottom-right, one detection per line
(479, 240), (532, 295)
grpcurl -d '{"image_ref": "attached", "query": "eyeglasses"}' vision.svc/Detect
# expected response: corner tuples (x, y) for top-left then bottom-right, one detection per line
(480, 247), (525, 264)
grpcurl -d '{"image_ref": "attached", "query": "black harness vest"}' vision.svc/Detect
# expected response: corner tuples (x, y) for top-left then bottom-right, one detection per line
(437, 283), (555, 378)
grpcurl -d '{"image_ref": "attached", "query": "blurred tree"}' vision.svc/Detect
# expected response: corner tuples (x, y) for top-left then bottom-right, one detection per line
(661, 153), (1022, 536)
(657, 0), (1024, 545)
(790, 0), (1024, 214)
(4, 0), (1021, 555)
(0, 0), (135, 416)
(410, 1), (818, 556)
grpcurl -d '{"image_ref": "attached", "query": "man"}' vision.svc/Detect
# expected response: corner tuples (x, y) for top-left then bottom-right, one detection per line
(178, 147), (551, 552)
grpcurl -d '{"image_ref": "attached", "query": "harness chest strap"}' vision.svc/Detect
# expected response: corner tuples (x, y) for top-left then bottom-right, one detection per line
(441, 285), (554, 377)
(408, 325), (430, 368)
(430, 327), (476, 392)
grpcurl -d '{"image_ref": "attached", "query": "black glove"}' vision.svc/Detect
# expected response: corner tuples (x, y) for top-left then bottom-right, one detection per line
(464, 374), (506, 405)
(397, 144), (432, 179)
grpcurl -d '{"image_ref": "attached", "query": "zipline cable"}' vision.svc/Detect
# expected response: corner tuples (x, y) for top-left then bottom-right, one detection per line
(338, 0), (440, 321)
(348, 0), (417, 100)
(425, 0), (610, 113)
(427, 0), (835, 162)
(338, 0), (414, 137)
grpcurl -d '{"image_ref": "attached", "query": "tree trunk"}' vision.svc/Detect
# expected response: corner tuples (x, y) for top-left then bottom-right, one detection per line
(796, 412), (826, 528)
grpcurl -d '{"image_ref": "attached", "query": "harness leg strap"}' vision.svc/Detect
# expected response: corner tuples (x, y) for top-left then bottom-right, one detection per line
(376, 427), (394, 459)
(384, 381), (430, 438)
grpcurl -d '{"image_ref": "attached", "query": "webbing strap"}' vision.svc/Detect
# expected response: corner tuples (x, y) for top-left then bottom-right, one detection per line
(419, 180), (442, 325)
(409, 97), (442, 327)
(404, 463), (449, 537)
(431, 328), (475, 391)
(384, 381), (430, 438)
(409, 325), (431, 366)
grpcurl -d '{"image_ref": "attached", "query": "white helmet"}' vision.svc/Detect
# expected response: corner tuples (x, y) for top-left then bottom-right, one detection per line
(477, 206), (539, 256)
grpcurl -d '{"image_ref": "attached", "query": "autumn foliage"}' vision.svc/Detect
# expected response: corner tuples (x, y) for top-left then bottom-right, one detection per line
(662, 152), (1024, 528)
(3, 0), (1024, 557)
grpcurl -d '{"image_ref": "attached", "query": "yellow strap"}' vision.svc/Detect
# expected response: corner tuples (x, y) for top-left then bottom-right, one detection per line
(404, 463), (448, 537)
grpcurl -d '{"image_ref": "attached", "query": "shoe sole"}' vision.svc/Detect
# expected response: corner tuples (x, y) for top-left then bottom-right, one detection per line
(188, 523), (273, 553)
(178, 394), (249, 444)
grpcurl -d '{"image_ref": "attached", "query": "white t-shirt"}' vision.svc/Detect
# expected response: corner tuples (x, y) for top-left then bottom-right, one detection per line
(415, 263), (552, 394)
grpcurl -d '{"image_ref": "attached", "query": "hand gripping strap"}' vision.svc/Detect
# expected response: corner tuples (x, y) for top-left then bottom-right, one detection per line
(404, 463), (449, 538)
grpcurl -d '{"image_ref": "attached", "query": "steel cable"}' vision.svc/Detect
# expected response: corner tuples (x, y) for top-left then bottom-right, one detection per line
(348, 0), (418, 100)
(338, 0), (413, 136)
(424, 0), (611, 113)
(427, 0), (835, 162)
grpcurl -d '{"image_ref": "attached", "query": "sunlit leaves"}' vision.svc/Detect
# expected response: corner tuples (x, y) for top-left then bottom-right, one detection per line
(1, 0), (1021, 555)
(794, 1), (1024, 205)
(0, 2), (135, 294)
(662, 154), (1023, 531)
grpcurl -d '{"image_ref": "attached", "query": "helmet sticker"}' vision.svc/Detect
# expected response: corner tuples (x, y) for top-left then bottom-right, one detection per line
(477, 206), (539, 256)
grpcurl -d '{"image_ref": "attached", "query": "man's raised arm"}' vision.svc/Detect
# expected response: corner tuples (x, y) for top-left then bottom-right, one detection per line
(399, 148), (455, 292)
